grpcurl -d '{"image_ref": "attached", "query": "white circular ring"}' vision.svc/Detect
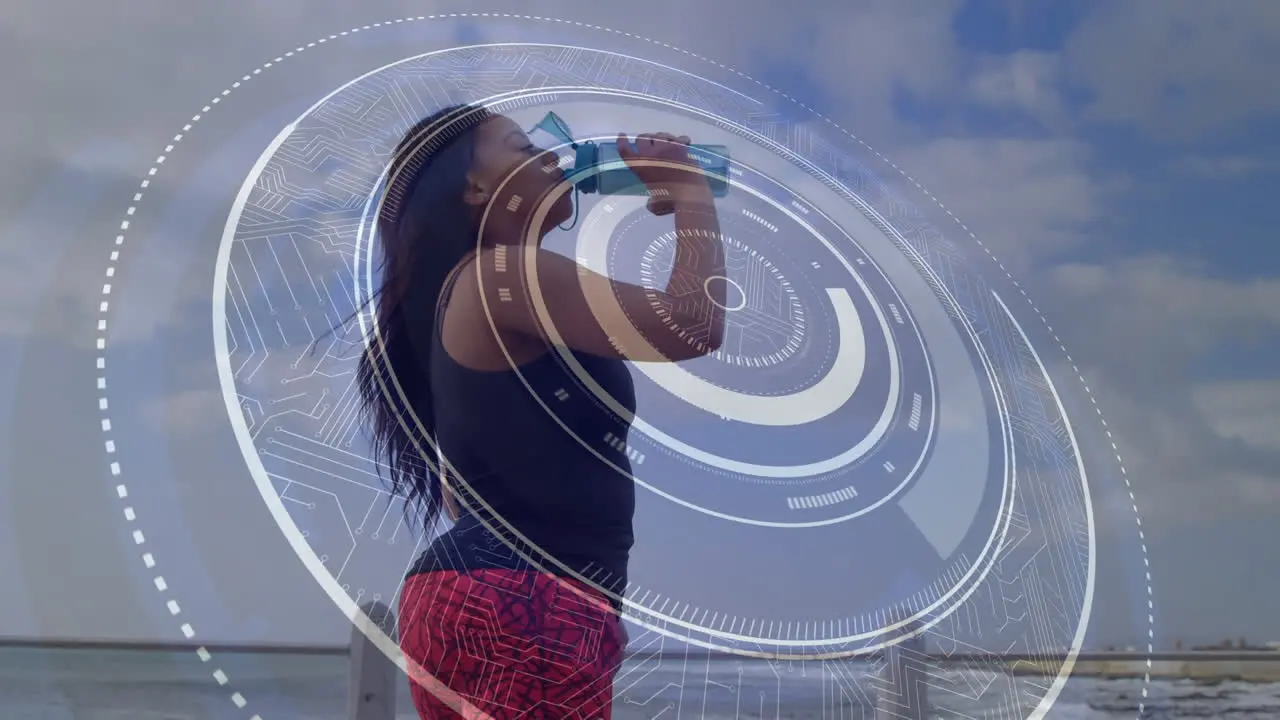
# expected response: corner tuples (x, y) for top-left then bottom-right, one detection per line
(703, 275), (748, 312)
(193, 19), (1154, 719)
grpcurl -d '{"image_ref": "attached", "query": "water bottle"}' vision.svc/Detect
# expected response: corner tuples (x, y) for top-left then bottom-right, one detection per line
(570, 140), (730, 197)
(529, 111), (731, 199)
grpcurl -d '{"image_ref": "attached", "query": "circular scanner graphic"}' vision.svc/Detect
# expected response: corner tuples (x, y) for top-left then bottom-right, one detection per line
(204, 34), (1140, 719)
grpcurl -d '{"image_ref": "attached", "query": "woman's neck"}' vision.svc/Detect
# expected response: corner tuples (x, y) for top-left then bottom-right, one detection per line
(477, 210), (548, 249)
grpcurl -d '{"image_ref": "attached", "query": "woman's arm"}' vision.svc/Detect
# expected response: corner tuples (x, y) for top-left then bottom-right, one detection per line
(469, 133), (726, 362)
(438, 462), (461, 522)
(660, 182), (726, 352)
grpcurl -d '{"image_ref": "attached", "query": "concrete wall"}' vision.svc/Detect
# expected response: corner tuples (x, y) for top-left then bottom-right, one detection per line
(1014, 658), (1280, 682)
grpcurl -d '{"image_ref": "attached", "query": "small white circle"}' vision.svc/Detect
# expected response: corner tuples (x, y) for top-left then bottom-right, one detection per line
(704, 275), (747, 311)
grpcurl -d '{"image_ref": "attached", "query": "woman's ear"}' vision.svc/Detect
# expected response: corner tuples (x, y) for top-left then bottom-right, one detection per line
(462, 171), (490, 207)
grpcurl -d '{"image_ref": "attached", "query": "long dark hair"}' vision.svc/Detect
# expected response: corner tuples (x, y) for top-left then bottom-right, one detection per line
(356, 103), (492, 533)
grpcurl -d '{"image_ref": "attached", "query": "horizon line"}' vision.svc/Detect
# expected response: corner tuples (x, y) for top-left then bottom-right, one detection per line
(0, 637), (349, 655)
(2, 637), (1279, 662)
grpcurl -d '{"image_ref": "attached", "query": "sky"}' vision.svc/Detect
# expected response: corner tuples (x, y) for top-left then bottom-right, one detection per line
(1, 0), (1279, 654)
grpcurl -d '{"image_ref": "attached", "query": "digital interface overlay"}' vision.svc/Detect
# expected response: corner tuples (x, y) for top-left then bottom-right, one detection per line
(66, 23), (1142, 718)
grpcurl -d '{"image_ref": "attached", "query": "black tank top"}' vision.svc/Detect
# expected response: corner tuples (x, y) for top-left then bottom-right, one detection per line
(407, 263), (637, 604)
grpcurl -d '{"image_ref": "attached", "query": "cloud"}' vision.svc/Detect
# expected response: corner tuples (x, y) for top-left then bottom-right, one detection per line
(815, 3), (1280, 532)
(141, 387), (227, 434)
(0, 147), (135, 343)
(1063, 0), (1280, 139)
(1046, 257), (1280, 371)
(11, 0), (1276, 539)
(890, 136), (1106, 267)
(766, 0), (965, 131)
(1174, 154), (1280, 179)
(872, 143), (1280, 532)
(1193, 379), (1280, 452)
(0, 0), (963, 348)
(4, 0), (1268, 647)
(1082, 370), (1280, 531)
(966, 51), (1068, 129)
(1032, 258), (1280, 528)
(0, 0), (445, 347)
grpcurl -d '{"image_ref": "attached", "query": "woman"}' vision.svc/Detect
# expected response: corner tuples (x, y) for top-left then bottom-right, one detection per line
(357, 103), (725, 719)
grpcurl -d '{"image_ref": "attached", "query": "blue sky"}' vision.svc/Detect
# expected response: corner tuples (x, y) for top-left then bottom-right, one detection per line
(1, 0), (1278, 657)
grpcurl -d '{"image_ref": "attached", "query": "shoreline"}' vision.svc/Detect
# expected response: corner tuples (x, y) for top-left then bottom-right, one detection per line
(2, 639), (1278, 663)
(4, 640), (1280, 682)
(0, 637), (348, 656)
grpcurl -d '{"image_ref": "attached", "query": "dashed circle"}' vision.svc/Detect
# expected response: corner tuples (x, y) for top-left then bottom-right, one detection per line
(95, 17), (428, 720)
(98, 12), (1156, 719)
(640, 232), (804, 365)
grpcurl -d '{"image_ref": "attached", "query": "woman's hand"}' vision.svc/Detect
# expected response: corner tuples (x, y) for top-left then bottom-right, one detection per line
(616, 132), (712, 215)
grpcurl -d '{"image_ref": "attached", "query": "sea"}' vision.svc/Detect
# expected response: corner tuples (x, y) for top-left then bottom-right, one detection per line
(2, 647), (1279, 719)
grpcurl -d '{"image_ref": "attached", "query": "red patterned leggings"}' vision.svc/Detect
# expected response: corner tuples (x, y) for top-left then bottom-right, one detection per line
(399, 570), (627, 719)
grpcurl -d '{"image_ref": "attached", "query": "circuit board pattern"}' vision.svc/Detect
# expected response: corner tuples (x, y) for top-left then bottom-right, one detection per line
(642, 232), (807, 370)
(216, 43), (1095, 718)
